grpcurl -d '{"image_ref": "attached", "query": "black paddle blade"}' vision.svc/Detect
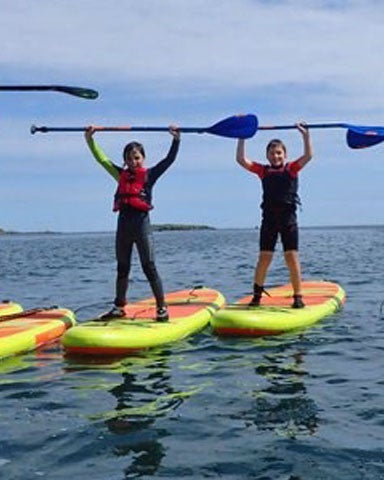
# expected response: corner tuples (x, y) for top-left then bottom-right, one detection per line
(346, 126), (384, 149)
(53, 86), (99, 99)
(206, 114), (258, 139)
(0, 85), (98, 100)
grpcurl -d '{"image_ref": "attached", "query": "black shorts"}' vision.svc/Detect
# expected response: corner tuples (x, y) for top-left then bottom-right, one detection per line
(259, 209), (299, 252)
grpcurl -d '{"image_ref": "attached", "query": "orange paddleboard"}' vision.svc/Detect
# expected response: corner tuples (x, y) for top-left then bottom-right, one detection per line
(62, 287), (225, 356)
(0, 300), (23, 317)
(0, 307), (76, 359)
(211, 280), (345, 336)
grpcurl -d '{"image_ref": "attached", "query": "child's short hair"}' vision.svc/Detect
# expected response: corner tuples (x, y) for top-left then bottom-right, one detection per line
(266, 139), (287, 155)
(123, 142), (146, 161)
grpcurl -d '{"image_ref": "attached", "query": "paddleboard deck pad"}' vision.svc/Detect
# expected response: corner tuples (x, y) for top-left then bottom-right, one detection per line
(0, 307), (76, 359)
(62, 287), (225, 356)
(211, 280), (345, 336)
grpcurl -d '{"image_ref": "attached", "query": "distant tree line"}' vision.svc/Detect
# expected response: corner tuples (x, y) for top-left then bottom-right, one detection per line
(0, 224), (215, 235)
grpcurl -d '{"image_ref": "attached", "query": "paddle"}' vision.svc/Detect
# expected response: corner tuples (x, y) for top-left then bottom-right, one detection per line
(258, 122), (347, 131)
(258, 122), (384, 149)
(0, 307), (55, 322)
(0, 85), (98, 99)
(345, 125), (384, 149)
(30, 113), (258, 139)
(30, 114), (383, 147)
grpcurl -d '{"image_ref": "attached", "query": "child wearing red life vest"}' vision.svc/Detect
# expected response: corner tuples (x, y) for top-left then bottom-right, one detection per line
(85, 125), (181, 321)
(235, 122), (313, 308)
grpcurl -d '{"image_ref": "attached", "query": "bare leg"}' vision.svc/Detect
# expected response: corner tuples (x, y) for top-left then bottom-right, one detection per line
(284, 249), (303, 296)
(254, 251), (274, 286)
(248, 251), (274, 305)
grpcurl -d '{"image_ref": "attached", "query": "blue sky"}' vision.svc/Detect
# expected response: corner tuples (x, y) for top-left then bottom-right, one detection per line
(1, 0), (384, 231)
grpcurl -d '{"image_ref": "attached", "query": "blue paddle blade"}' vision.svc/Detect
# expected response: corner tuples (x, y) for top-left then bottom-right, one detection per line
(206, 114), (258, 139)
(346, 125), (384, 149)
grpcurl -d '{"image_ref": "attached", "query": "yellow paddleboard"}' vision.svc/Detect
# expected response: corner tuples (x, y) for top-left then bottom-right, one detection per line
(0, 307), (76, 359)
(62, 287), (225, 356)
(0, 300), (23, 317)
(211, 280), (345, 336)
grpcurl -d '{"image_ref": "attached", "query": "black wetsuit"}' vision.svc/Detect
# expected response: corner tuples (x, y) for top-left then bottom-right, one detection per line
(87, 136), (180, 307)
(249, 160), (302, 252)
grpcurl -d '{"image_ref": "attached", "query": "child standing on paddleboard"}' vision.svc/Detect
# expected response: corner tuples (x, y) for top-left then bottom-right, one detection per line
(235, 122), (313, 308)
(85, 125), (181, 321)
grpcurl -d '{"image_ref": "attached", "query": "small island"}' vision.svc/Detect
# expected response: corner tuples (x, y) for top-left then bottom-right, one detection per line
(153, 224), (215, 232)
(0, 228), (60, 235)
(0, 224), (215, 235)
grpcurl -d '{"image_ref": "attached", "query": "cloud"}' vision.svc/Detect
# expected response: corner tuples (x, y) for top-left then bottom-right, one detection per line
(1, 0), (384, 230)
(2, 1), (384, 112)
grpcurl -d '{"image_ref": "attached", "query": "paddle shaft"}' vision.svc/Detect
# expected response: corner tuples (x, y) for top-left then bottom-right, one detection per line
(31, 122), (345, 134)
(30, 115), (258, 139)
(31, 125), (205, 134)
(258, 122), (348, 131)
(0, 307), (53, 322)
(0, 85), (98, 99)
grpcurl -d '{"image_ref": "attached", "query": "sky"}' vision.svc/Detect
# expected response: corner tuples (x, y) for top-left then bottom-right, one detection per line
(1, 0), (384, 232)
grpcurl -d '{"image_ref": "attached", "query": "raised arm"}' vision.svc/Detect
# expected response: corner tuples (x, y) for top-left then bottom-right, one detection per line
(149, 125), (181, 182)
(84, 126), (120, 181)
(236, 138), (255, 171)
(294, 122), (313, 168)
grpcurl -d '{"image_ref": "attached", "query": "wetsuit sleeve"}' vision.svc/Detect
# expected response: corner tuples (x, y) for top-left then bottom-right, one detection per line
(287, 160), (302, 176)
(148, 138), (180, 184)
(86, 137), (121, 181)
(248, 161), (265, 179)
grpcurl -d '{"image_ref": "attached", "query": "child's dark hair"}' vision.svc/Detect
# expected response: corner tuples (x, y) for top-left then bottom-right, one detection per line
(123, 141), (146, 161)
(266, 139), (287, 155)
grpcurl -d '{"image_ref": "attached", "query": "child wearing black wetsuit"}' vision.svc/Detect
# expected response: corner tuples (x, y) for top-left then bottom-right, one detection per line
(85, 125), (180, 321)
(235, 122), (313, 308)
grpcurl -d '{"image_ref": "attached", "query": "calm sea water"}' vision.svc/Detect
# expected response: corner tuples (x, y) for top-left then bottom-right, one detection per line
(1, 227), (384, 480)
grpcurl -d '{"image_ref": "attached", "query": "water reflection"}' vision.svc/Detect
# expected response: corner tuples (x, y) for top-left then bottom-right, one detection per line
(241, 347), (319, 438)
(105, 361), (168, 477)
(67, 351), (198, 478)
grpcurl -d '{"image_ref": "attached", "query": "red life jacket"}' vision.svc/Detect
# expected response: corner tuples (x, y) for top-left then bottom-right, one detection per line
(113, 168), (153, 212)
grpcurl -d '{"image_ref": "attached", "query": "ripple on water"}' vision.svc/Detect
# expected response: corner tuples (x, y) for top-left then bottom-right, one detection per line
(1, 228), (384, 479)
